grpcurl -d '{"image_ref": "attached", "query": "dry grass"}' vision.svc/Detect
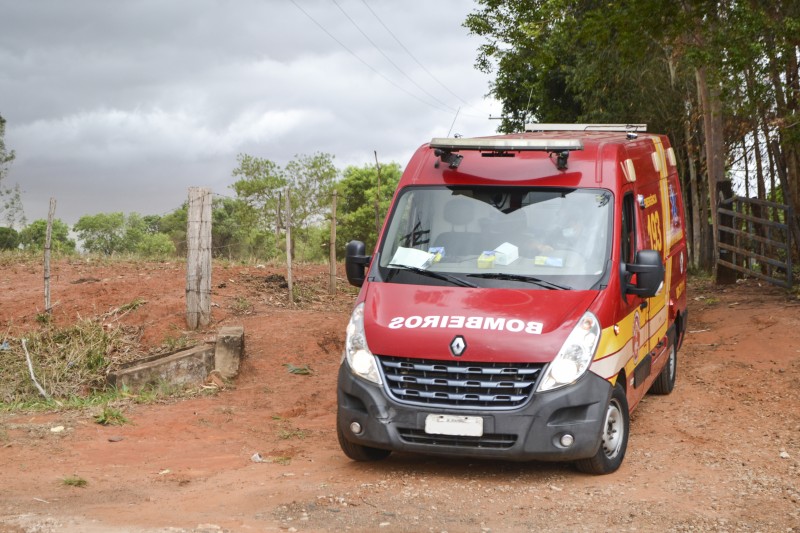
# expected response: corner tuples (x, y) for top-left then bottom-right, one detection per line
(0, 317), (146, 405)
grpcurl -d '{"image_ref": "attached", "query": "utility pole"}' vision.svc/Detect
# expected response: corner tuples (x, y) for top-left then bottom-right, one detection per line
(374, 151), (382, 236)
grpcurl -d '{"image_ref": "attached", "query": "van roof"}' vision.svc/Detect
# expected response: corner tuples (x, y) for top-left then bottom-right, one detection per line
(403, 129), (674, 189)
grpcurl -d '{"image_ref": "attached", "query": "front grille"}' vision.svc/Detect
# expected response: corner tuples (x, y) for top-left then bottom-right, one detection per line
(398, 428), (516, 449)
(378, 356), (543, 409)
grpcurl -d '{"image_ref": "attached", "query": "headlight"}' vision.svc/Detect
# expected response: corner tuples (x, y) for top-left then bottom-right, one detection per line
(343, 302), (382, 385)
(537, 311), (600, 392)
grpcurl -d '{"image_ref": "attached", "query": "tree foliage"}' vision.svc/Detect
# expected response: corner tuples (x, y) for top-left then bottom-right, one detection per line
(465, 0), (800, 268)
(285, 152), (338, 232)
(0, 226), (19, 250)
(0, 113), (24, 227)
(337, 162), (402, 254)
(230, 152), (339, 261)
(230, 154), (287, 238)
(73, 212), (128, 255)
(18, 219), (76, 253)
(72, 212), (180, 257)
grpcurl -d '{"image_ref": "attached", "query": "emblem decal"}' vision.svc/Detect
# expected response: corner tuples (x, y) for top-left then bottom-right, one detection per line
(632, 312), (641, 364)
(450, 335), (467, 357)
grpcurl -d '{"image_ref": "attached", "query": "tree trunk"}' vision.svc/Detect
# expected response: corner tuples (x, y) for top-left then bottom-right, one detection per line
(696, 66), (736, 283)
(765, 31), (800, 258)
(275, 192), (282, 255)
(683, 112), (702, 269)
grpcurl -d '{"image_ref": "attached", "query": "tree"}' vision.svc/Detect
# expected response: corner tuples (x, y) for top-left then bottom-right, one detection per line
(0, 113), (24, 227)
(211, 196), (265, 259)
(18, 219), (76, 253)
(135, 233), (176, 257)
(73, 212), (127, 255)
(337, 162), (402, 254)
(0, 226), (19, 250)
(158, 204), (188, 256)
(285, 152), (338, 233)
(231, 152), (340, 261)
(230, 154), (287, 253)
(116, 212), (177, 257)
(464, 0), (800, 271)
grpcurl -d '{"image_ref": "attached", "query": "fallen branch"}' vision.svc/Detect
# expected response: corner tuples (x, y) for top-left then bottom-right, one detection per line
(22, 338), (51, 401)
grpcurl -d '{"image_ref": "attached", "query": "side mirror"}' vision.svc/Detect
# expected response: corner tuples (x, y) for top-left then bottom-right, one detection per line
(345, 240), (371, 287)
(624, 249), (664, 297)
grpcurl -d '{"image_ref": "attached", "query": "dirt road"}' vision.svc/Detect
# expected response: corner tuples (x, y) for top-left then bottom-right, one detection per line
(1, 259), (799, 532)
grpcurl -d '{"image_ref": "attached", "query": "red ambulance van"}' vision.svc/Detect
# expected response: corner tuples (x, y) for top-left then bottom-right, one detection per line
(338, 124), (688, 474)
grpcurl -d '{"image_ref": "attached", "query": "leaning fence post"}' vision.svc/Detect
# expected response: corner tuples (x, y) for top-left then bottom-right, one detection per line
(44, 198), (56, 314)
(329, 190), (337, 295)
(285, 188), (293, 304)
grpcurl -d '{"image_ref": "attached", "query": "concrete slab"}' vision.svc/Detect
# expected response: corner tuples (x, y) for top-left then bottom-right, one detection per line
(108, 344), (215, 391)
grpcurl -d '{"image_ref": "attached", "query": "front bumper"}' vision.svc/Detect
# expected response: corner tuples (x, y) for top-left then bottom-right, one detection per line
(337, 362), (612, 461)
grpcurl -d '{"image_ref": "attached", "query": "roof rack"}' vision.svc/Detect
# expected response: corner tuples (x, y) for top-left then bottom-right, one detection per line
(429, 137), (583, 170)
(429, 137), (583, 152)
(524, 123), (647, 132)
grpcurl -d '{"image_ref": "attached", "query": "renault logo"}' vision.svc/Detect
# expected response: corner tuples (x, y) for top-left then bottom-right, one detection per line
(450, 335), (467, 357)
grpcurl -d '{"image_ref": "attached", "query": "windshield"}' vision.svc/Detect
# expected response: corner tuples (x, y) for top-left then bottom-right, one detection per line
(377, 186), (612, 290)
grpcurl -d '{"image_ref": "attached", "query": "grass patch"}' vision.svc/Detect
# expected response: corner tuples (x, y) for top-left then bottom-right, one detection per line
(278, 428), (308, 440)
(283, 363), (313, 376)
(133, 380), (187, 404)
(94, 405), (129, 426)
(231, 296), (253, 315)
(118, 298), (147, 313)
(160, 330), (193, 352)
(0, 319), (143, 405)
(62, 475), (87, 487)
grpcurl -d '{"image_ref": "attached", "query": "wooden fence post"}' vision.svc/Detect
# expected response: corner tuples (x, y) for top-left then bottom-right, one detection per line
(329, 190), (337, 295)
(186, 187), (212, 329)
(716, 181), (738, 285)
(285, 189), (293, 303)
(44, 198), (56, 314)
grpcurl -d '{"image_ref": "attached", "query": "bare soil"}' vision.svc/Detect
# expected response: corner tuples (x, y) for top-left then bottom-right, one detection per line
(1, 258), (799, 532)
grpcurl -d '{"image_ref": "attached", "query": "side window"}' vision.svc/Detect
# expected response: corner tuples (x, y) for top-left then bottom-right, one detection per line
(621, 193), (636, 263)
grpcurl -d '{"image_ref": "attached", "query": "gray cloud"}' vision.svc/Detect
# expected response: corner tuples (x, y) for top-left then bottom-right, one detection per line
(0, 0), (499, 225)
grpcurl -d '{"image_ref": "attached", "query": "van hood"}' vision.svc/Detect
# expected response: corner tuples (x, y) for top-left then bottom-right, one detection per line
(361, 283), (599, 364)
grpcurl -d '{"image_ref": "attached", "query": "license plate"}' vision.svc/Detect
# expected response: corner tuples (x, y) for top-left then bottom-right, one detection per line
(424, 414), (483, 437)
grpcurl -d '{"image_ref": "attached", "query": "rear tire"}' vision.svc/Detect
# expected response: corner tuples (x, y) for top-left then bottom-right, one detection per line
(575, 382), (629, 475)
(336, 419), (391, 462)
(651, 339), (677, 395)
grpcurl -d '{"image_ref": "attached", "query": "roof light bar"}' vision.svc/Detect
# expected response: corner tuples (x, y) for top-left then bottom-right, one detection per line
(524, 123), (647, 132)
(430, 137), (584, 152)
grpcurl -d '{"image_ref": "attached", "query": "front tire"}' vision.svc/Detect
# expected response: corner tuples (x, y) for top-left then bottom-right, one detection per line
(651, 339), (677, 395)
(575, 382), (629, 475)
(336, 419), (391, 462)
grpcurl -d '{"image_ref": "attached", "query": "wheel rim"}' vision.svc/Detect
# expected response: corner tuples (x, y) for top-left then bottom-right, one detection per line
(601, 398), (624, 459)
(667, 346), (676, 380)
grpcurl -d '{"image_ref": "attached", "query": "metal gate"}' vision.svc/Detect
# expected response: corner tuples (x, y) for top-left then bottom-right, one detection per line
(717, 196), (794, 288)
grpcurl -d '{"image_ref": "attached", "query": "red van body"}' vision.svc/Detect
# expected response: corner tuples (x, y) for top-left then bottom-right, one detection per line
(338, 125), (688, 474)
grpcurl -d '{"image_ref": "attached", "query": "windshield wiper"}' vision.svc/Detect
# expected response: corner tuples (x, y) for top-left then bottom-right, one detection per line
(466, 272), (571, 290)
(388, 264), (478, 288)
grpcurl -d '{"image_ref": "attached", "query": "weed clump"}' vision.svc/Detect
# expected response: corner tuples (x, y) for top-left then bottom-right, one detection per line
(0, 319), (143, 405)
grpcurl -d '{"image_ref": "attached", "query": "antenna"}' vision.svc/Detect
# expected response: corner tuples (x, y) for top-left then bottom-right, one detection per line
(446, 107), (461, 138)
(524, 87), (534, 120)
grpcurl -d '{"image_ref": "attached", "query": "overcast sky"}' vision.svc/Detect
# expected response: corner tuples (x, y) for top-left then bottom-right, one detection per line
(0, 0), (501, 226)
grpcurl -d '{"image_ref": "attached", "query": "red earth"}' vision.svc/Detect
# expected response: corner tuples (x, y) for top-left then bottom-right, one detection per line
(1, 257), (799, 532)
